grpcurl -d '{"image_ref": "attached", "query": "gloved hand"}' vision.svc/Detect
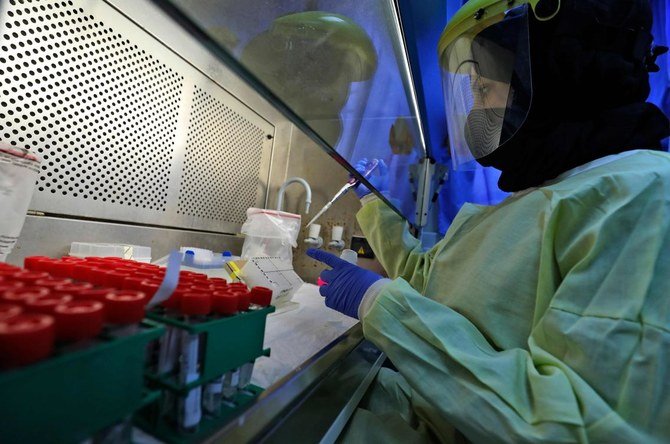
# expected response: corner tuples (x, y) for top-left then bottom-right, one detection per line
(306, 248), (382, 319)
(353, 158), (388, 199)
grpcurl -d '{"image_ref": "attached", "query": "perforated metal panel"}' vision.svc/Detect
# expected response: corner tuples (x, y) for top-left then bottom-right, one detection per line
(0, 0), (274, 234)
(178, 86), (267, 225)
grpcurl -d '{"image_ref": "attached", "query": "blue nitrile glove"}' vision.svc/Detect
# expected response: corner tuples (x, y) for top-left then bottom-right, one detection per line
(306, 248), (383, 319)
(353, 158), (388, 199)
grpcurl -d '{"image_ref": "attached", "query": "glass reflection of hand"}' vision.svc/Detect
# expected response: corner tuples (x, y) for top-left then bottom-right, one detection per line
(353, 158), (388, 198)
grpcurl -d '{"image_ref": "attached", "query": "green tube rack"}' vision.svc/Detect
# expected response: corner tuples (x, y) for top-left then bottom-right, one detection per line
(0, 321), (165, 444)
(137, 305), (275, 443)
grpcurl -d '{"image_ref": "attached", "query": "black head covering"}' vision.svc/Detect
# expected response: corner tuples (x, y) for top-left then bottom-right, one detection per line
(477, 0), (670, 192)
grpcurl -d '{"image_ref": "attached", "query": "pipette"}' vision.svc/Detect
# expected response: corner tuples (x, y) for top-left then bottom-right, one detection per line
(305, 159), (379, 228)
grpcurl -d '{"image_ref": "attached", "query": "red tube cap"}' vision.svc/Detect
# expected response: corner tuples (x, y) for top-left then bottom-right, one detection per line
(11, 271), (50, 285)
(104, 291), (146, 324)
(0, 303), (23, 321)
(33, 278), (73, 290)
(180, 293), (211, 316)
(212, 292), (239, 315)
(138, 281), (160, 301)
(46, 261), (75, 279)
(208, 278), (228, 287)
(24, 256), (53, 271)
(53, 300), (104, 341)
(122, 276), (146, 291)
(104, 270), (132, 289)
(52, 282), (94, 297)
(0, 263), (21, 271)
(250, 286), (273, 307)
(25, 295), (73, 315)
(189, 285), (213, 295)
(0, 281), (24, 293)
(161, 287), (188, 310)
(72, 264), (98, 283)
(75, 288), (114, 304)
(229, 282), (248, 291)
(0, 314), (55, 367)
(1, 287), (50, 306)
(235, 290), (251, 311)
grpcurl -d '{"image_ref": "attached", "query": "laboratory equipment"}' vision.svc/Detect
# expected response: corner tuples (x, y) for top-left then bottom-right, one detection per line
(0, 258), (163, 443)
(0, 0), (480, 440)
(304, 223), (324, 248)
(276, 177), (312, 214)
(305, 159), (379, 228)
(140, 282), (274, 442)
(328, 226), (346, 251)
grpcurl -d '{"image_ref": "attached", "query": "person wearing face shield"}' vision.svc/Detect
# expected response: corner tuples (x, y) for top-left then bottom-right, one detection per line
(307, 0), (670, 442)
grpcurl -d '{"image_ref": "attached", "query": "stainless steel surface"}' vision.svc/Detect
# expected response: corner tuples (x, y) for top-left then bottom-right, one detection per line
(6, 214), (244, 267)
(0, 0), (275, 234)
(206, 324), (368, 443)
(319, 351), (385, 444)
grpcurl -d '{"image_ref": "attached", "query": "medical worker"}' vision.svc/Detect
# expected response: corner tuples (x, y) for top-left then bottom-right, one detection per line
(308, 0), (670, 442)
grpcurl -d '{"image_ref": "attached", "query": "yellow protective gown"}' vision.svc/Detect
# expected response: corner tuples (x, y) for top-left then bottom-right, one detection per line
(349, 150), (670, 443)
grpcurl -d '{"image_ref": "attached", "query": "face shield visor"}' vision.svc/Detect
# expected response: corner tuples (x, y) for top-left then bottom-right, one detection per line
(440, 4), (532, 170)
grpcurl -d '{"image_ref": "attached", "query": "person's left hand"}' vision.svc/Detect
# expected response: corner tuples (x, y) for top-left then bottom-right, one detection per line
(306, 248), (382, 319)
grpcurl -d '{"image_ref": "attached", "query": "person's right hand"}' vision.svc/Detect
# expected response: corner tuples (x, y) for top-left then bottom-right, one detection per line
(353, 158), (388, 199)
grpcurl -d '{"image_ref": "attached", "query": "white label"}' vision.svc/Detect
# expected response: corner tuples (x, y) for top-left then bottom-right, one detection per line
(179, 332), (199, 384)
(0, 148), (40, 261)
(157, 327), (178, 374)
(178, 388), (202, 429)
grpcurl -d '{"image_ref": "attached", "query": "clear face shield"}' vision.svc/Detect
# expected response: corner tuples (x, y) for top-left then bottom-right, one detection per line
(440, 4), (533, 170)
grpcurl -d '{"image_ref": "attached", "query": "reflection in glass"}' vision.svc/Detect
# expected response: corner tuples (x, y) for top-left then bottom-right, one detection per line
(164, 0), (425, 225)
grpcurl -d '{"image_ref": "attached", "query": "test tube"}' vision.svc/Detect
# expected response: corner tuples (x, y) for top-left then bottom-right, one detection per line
(96, 290), (146, 443)
(177, 292), (211, 433)
(0, 303), (23, 321)
(202, 374), (225, 416)
(156, 287), (190, 375)
(203, 291), (240, 413)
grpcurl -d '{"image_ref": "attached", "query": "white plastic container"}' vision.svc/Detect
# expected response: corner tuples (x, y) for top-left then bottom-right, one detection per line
(68, 242), (152, 262)
(0, 146), (41, 261)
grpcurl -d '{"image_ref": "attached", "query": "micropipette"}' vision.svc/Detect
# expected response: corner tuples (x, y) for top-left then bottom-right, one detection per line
(305, 159), (379, 228)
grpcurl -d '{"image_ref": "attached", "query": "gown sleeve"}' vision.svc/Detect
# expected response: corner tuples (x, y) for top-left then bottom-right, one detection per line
(356, 198), (432, 290)
(360, 176), (670, 443)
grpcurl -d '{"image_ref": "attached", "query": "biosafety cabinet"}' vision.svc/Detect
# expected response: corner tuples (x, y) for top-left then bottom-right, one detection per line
(0, 0), (444, 442)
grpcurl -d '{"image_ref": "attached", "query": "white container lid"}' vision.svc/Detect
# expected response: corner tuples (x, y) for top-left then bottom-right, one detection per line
(69, 242), (152, 262)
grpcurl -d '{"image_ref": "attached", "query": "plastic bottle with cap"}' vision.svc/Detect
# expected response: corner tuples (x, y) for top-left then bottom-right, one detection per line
(176, 291), (211, 433)
(340, 249), (358, 265)
(317, 249), (358, 286)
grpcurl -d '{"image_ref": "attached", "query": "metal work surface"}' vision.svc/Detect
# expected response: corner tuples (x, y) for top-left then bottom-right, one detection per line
(0, 0), (274, 234)
(205, 324), (383, 443)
